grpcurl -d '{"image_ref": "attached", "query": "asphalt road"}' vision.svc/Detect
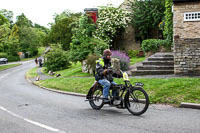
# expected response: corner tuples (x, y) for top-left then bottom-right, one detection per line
(0, 60), (200, 133)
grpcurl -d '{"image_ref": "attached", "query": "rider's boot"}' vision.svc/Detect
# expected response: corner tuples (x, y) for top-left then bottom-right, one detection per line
(103, 98), (110, 104)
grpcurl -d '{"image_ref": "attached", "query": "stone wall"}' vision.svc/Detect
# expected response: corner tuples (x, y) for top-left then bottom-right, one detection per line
(114, 0), (141, 51)
(174, 38), (200, 75)
(113, 24), (141, 51)
(173, 1), (200, 75)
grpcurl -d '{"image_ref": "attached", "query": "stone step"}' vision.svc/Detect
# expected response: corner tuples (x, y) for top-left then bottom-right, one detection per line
(131, 70), (174, 76)
(148, 57), (174, 61)
(153, 52), (174, 57)
(137, 65), (174, 70)
(143, 61), (174, 66)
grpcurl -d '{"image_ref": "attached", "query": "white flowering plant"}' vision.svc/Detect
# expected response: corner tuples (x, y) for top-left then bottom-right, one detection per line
(94, 5), (131, 44)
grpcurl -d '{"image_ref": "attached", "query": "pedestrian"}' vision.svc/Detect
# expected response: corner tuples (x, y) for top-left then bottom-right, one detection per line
(35, 58), (38, 66)
(38, 57), (42, 67)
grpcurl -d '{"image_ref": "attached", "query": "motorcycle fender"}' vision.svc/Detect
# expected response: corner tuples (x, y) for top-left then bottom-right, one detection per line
(86, 87), (94, 99)
(124, 90), (129, 108)
(86, 82), (98, 99)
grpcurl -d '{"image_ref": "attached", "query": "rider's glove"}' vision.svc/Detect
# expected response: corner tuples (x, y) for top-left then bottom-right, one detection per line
(103, 69), (107, 76)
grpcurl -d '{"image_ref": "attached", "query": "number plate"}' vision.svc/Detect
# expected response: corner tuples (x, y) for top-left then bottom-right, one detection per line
(135, 82), (144, 87)
(123, 72), (129, 81)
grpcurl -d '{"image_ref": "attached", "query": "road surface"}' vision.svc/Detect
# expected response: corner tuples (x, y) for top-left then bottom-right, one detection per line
(0, 60), (199, 133)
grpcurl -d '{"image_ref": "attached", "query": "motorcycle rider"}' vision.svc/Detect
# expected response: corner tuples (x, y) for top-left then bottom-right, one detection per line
(95, 49), (121, 104)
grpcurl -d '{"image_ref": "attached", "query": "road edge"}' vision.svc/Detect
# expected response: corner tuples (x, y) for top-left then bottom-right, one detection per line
(180, 102), (200, 109)
(25, 76), (86, 98)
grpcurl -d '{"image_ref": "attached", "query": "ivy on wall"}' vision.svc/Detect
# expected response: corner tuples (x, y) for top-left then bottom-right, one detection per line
(163, 0), (173, 42)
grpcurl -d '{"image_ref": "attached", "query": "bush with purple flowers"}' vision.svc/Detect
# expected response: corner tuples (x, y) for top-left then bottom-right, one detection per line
(111, 50), (130, 71)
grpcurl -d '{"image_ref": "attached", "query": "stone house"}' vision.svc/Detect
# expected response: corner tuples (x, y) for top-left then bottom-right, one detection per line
(173, 0), (200, 75)
(113, 0), (141, 51)
(112, 0), (160, 52)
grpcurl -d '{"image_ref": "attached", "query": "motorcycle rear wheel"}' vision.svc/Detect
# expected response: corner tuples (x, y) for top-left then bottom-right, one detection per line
(89, 87), (104, 110)
(125, 87), (149, 116)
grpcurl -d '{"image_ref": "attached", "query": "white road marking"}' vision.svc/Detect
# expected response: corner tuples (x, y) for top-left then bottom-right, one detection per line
(0, 106), (66, 133)
(0, 73), (10, 80)
(0, 64), (34, 79)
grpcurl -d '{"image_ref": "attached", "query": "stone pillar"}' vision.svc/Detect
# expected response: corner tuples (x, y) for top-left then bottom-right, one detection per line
(173, 1), (200, 75)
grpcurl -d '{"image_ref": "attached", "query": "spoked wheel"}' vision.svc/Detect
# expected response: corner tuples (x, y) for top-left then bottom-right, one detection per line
(89, 87), (104, 110)
(125, 87), (149, 116)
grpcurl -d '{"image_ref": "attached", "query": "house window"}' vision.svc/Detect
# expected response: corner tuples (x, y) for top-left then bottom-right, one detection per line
(184, 12), (200, 21)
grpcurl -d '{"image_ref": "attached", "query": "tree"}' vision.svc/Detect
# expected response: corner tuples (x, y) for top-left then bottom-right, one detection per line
(130, 0), (165, 40)
(34, 23), (49, 46)
(34, 23), (49, 34)
(0, 13), (9, 26)
(7, 24), (20, 56)
(69, 15), (108, 63)
(45, 17), (74, 50)
(0, 9), (14, 25)
(18, 27), (39, 57)
(15, 13), (33, 27)
(0, 23), (11, 52)
(44, 11), (81, 50)
(94, 5), (131, 44)
(53, 10), (82, 23)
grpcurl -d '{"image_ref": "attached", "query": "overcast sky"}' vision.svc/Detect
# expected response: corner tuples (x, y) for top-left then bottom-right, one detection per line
(0, 0), (124, 27)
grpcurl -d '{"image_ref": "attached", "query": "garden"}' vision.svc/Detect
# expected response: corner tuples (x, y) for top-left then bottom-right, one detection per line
(23, 0), (200, 106)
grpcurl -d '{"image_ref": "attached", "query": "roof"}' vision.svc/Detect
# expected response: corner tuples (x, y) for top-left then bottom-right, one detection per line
(173, 0), (200, 3)
(84, 8), (98, 12)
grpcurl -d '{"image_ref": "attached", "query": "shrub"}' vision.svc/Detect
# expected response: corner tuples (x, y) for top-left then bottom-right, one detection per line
(128, 50), (140, 58)
(85, 54), (101, 75)
(111, 50), (130, 71)
(94, 5), (131, 44)
(142, 39), (170, 52)
(0, 52), (8, 58)
(7, 56), (20, 62)
(44, 44), (71, 72)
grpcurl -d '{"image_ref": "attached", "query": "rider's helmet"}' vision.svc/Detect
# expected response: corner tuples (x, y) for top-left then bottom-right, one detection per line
(103, 49), (112, 56)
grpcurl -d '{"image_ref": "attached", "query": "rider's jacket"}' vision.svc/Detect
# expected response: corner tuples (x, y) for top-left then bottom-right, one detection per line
(95, 57), (114, 82)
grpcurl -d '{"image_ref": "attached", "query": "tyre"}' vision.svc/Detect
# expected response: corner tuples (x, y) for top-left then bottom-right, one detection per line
(125, 87), (149, 116)
(89, 87), (104, 110)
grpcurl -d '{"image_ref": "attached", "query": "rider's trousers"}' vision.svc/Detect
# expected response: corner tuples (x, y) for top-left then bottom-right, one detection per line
(98, 79), (117, 98)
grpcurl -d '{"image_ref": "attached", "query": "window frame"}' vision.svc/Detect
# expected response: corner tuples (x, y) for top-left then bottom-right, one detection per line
(184, 12), (200, 22)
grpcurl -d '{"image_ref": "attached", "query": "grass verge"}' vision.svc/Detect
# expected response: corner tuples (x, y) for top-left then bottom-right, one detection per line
(35, 77), (200, 106)
(42, 62), (92, 77)
(130, 57), (145, 65)
(26, 67), (39, 78)
(0, 64), (21, 71)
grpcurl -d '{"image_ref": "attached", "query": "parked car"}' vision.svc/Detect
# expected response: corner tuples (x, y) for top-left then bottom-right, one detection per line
(0, 58), (8, 64)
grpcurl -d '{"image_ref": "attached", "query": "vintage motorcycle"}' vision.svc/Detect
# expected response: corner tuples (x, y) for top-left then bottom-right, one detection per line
(86, 70), (149, 116)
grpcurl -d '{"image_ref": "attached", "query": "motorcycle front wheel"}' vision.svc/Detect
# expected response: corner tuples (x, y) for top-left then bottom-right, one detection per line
(89, 87), (104, 110)
(125, 87), (149, 116)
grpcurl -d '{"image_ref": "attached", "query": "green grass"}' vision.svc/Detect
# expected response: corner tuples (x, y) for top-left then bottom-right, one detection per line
(26, 67), (39, 78)
(130, 57), (145, 65)
(36, 77), (94, 94)
(42, 62), (92, 77)
(35, 77), (200, 106)
(0, 64), (21, 71)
